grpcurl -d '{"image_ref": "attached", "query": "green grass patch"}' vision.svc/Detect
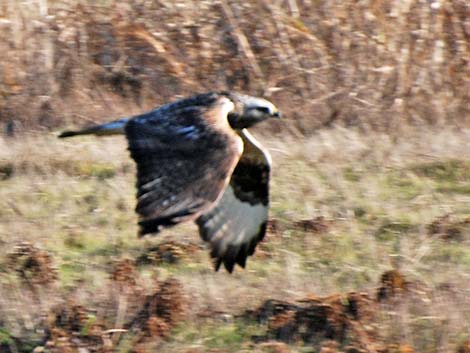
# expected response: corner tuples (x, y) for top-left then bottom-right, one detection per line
(343, 166), (362, 182)
(0, 327), (13, 345)
(410, 160), (470, 182)
(171, 319), (265, 352)
(55, 160), (117, 179)
(436, 183), (470, 195)
(80, 315), (98, 336)
(424, 243), (470, 266)
(17, 159), (118, 179)
(58, 261), (87, 283)
(375, 219), (417, 241)
(0, 161), (14, 180)
(384, 171), (424, 200)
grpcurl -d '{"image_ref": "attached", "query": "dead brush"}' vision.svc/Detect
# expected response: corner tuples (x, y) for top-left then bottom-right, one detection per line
(252, 299), (298, 324)
(109, 258), (147, 343)
(111, 258), (138, 289)
(125, 277), (187, 338)
(45, 301), (106, 353)
(267, 310), (297, 342)
(136, 241), (200, 266)
(255, 341), (293, 353)
(6, 242), (57, 288)
(266, 218), (285, 236)
(317, 340), (359, 353)
(144, 316), (171, 339)
(456, 340), (470, 353)
(426, 214), (470, 242)
(254, 292), (377, 350)
(48, 302), (90, 334)
(253, 288), (435, 352)
(291, 216), (332, 234)
(378, 344), (416, 353)
(377, 270), (409, 302)
(0, 0), (468, 134)
(152, 277), (188, 328)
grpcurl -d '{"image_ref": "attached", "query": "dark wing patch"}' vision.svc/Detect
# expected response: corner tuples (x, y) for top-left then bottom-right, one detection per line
(125, 93), (242, 236)
(230, 158), (269, 206)
(196, 129), (271, 272)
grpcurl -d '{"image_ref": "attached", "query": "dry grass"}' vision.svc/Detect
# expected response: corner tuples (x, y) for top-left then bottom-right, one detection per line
(0, 126), (469, 352)
(0, 0), (469, 135)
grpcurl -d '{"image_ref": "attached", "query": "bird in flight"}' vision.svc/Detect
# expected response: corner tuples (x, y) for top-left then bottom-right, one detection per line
(59, 92), (280, 272)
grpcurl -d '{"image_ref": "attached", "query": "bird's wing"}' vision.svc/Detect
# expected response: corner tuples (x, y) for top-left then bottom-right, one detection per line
(196, 129), (271, 273)
(125, 93), (243, 236)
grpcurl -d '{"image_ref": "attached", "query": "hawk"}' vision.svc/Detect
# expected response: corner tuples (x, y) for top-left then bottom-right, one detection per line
(59, 92), (280, 272)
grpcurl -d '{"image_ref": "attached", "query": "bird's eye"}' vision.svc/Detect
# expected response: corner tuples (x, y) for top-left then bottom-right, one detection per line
(256, 107), (271, 114)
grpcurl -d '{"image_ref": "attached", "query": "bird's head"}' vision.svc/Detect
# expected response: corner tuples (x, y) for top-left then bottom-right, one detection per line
(224, 92), (281, 129)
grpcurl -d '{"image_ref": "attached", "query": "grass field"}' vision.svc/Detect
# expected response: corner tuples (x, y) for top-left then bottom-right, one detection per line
(1, 126), (469, 352)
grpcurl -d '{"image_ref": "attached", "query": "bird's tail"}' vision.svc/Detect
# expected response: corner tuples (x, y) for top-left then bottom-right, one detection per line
(58, 118), (129, 138)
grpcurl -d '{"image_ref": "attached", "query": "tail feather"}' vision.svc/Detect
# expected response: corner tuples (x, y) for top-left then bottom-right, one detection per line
(58, 118), (129, 138)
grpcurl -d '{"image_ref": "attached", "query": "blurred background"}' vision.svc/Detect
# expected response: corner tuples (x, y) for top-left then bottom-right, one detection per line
(1, 0), (468, 134)
(0, 1), (469, 353)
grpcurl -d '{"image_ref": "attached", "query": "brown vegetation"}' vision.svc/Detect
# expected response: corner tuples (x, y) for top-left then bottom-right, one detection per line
(45, 302), (106, 353)
(457, 341), (470, 353)
(111, 258), (138, 288)
(0, 0), (468, 135)
(246, 271), (440, 352)
(427, 214), (470, 242)
(257, 292), (378, 350)
(24, 275), (187, 353)
(377, 270), (408, 302)
(6, 242), (58, 288)
(136, 241), (201, 266)
(126, 277), (187, 333)
(291, 216), (332, 233)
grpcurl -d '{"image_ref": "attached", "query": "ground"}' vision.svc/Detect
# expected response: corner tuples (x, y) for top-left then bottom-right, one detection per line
(0, 126), (469, 352)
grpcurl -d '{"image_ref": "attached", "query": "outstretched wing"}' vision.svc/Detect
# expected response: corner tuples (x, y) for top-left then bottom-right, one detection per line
(196, 129), (271, 272)
(125, 93), (243, 236)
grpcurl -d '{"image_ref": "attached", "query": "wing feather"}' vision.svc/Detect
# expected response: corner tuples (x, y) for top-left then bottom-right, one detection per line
(125, 93), (243, 236)
(196, 129), (271, 272)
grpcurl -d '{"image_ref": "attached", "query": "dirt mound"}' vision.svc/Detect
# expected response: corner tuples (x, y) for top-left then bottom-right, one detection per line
(36, 277), (187, 352)
(291, 216), (332, 233)
(427, 214), (470, 242)
(44, 301), (106, 353)
(256, 341), (293, 353)
(136, 241), (201, 266)
(249, 291), (376, 350)
(126, 277), (187, 341)
(6, 242), (57, 288)
(253, 299), (299, 324)
(111, 258), (138, 288)
(266, 219), (286, 236)
(378, 344), (416, 353)
(456, 340), (470, 353)
(249, 270), (424, 352)
(153, 277), (188, 327)
(377, 270), (409, 302)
